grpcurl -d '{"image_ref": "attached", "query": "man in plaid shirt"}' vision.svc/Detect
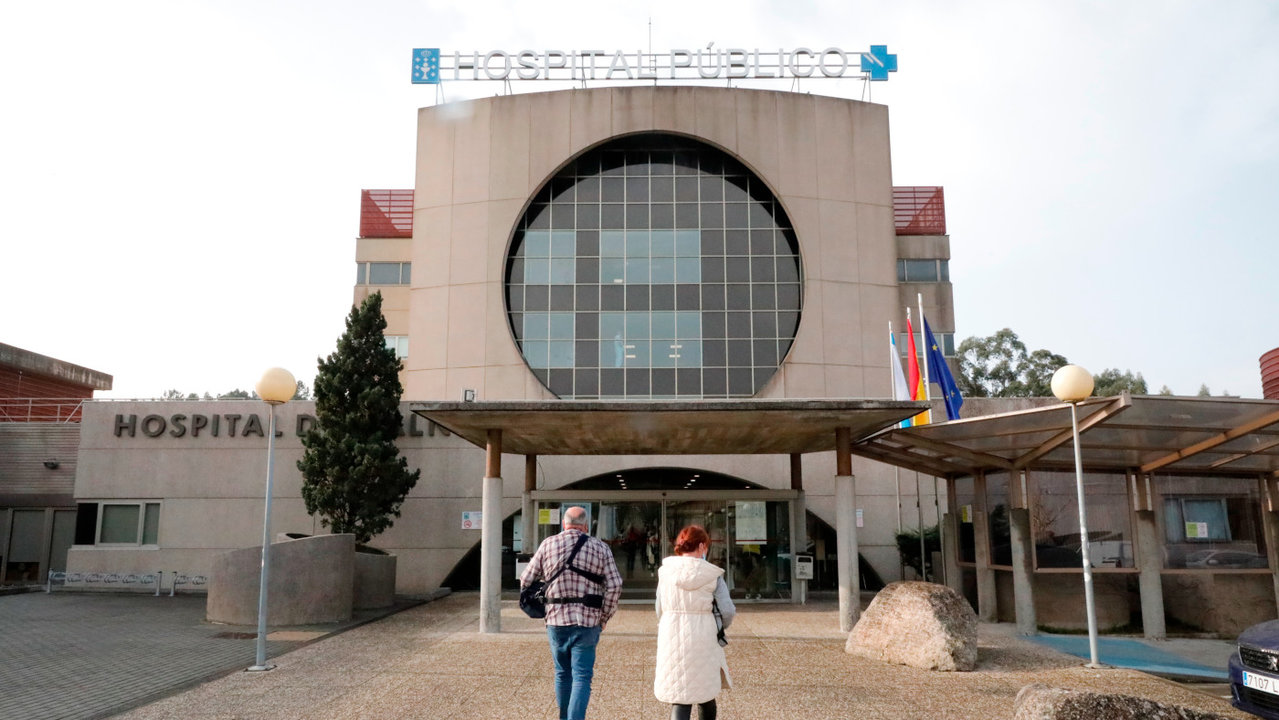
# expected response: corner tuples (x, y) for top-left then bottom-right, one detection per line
(521, 506), (623, 720)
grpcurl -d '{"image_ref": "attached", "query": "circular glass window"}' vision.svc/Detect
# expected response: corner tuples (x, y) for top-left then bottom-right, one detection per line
(505, 133), (802, 399)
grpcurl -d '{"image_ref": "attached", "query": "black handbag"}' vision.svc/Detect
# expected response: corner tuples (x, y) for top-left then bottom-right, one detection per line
(520, 534), (590, 619)
(712, 598), (728, 646)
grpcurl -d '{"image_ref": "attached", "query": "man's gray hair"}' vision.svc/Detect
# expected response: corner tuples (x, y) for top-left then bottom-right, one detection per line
(562, 506), (588, 529)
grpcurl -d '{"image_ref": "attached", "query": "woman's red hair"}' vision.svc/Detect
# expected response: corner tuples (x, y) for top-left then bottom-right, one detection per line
(674, 525), (710, 554)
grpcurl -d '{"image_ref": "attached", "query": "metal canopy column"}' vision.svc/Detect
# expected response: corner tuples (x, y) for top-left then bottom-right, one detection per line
(835, 427), (860, 631)
(480, 429), (503, 633)
(523, 455), (538, 557)
(790, 453), (807, 605)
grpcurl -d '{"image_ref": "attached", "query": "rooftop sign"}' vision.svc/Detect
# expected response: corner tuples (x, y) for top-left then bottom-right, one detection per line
(412, 46), (897, 85)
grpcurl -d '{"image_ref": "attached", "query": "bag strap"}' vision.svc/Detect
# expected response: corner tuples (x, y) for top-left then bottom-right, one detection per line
(543, 532), (591, 589)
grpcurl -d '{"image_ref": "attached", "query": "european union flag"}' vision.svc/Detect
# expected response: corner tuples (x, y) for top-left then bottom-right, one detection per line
(412, 48), (441, 84)
(924, 318), (964, 421)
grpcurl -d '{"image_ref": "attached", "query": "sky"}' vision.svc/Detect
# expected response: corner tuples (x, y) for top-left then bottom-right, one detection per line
(2, 0), (1276, 399)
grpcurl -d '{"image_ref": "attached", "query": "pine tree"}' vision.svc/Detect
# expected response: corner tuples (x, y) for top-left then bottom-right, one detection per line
(298, 292), (420, 544)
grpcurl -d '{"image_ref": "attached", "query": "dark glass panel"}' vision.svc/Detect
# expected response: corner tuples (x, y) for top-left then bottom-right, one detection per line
(548, 369), (574, 397)
(532, 368), (551, 386)
(675, 284), (700, 310)
(600, 368), (625, 396)
(624, 151), (648, 172)
(551, 177), (575, 202)
(650, 151), (675, 175)
(751, 284), (776, 310)
(701, 204), (723, 229)
(775, 257), (800, 284)
(753, 339), (778, 367)
(509, 313), (523, 339)
(576, 176), (600, 201)
(675, 177), (698, 202)
(508, 258), (525, 284)
(752, 311), (777, 338)
(778, 338), (795, 361)
(651, 177), (674, 202)
(777, 312), (800, 338)
(651, 284), (675, 311)
(576, 313), (599, 338)
(508, 290), (524, 311)
(703, 369), (728, 396)
(600, 285), (624, 310)
(600, 152), (626, 176)
(674, 203), (698, 228)
(576, 203), (599, 228)
(726, 312), (751, 338)
(701, 155), (723, 174)
(550, 285), (574, 311)
(703, 312), (726, 338)
(725, 230), (749, 255)
(575, 369), (600, 397)
(548, 203), (573, 227)
(723, 176), (749, 202)
(700, 177), (724, 202)
(650, 203), (674, 229)
(677, 368), (701, 396)
(576, 285), (599, 311)
(525, 285), (549, 311)
(701, 257), (725, 283)
(728, 368), (755, 396)
(751, 256), (776, 282)
(725, 284), (751, 310)
(526, 205), (552, 230)
(704, 339), (727, 366)
(625, 284), (650, 310)
(625, 204), (648, 228)
(750, 229), (774, 254)
(702, 286), (725, 310)
(700, 230), (725, 255)
(652, 368), (676, 396)
(626, 369), (650, 396)
(777, 284), (801, 310)
(725, 257), (750, 283)
(576, 258), (599, 284)
(577, 231), (599, 256)
(724, 203), (748, 228)
(601, 203), (625, 228)
(727, 339), (752, 366)
(748, 201), (773, 228)
(574, 155), (601, 176)
(575, 340), (598, 364)
(672, 151), (698, 173)
(626, 177), (649, 202)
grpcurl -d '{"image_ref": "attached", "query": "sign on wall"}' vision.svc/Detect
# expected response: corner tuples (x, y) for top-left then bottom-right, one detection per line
(462, 511), (482, 530)
(412, 46), (897, 84)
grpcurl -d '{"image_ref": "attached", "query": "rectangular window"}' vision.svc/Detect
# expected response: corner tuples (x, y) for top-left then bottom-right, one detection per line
(897, 259), (949, 283)
(358, 262), (411, 285)
(384, 335), (409, 359)
(898, 332), (956, 358)
(93, 502), (161, 545)
(1159, 476), (1265, 569)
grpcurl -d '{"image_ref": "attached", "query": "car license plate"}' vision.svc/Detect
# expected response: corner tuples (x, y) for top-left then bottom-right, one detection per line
(1245, 671), (1279, 696)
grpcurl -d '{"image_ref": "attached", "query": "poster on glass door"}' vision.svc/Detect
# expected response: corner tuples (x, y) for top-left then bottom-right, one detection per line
(735, 501), (767, 544)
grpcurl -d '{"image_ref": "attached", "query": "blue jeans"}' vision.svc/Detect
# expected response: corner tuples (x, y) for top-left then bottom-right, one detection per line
(546, 624), (602, 720)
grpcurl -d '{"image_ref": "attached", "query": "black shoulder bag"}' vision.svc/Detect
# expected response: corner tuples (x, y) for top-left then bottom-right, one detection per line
(520, 533), (593, 619)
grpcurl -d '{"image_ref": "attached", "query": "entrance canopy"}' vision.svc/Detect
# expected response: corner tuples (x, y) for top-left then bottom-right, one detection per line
(852, 394), (1279, 478)
(411, 399), (925, 455)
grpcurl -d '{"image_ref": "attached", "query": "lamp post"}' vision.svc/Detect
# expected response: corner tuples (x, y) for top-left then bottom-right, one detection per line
(1051, 364), (1105, 669)
(247, 367), (296, 672)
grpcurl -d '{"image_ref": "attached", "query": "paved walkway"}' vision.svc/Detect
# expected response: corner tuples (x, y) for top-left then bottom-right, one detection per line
(0, 590), (413, 720)
(95, 593), (1249, 720)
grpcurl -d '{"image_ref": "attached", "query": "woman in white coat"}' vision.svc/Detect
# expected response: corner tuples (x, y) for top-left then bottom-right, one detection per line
(654, 525), (735, 720)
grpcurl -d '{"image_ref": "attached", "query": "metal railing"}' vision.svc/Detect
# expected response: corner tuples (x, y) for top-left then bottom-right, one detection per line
(0, 398), (87, 423)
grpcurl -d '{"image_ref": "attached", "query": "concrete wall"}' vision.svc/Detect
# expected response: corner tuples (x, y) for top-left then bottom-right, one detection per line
(405, 86), (899, 403)
(1162, 573), (1276, 636)
(207, 533), (355, 626)
(69, 399), (942, 595)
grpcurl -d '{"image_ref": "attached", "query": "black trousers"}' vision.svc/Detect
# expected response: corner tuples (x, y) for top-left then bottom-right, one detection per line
(670, 699), (716, 720)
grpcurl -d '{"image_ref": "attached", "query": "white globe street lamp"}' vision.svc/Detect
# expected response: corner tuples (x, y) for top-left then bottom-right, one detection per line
(247, 367), (296, 672)
(1051, 364), (1105, 669)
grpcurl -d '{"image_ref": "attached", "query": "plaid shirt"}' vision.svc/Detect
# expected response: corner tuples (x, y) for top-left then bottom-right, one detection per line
(520, 529), (623, 627)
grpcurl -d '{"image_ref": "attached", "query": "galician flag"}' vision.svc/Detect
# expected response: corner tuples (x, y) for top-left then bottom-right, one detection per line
(889, 328), (911, 428)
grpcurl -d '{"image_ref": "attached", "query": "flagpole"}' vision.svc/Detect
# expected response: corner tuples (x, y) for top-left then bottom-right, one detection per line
(917, 293), (933, 424)
(890, 322), (903, 535)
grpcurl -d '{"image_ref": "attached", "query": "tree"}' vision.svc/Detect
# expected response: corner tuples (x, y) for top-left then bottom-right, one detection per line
(1092, 369), (1148, 396)
(1197, 384), (1212, 397)
(293, 380), (312, 401)
(1158, 385), (1174, 396)
(218, 388), (257, 400)
(955, 328), (1068, 397)
(298, 293), (419, 544)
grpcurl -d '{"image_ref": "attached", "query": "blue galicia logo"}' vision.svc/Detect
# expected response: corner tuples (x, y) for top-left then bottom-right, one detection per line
(860, 45), (897, 81)
(412, 49), (441, 84)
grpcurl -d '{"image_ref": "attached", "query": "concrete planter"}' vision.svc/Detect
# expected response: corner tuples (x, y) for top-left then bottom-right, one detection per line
(354, 548), (397, 610)
(207, 534), (355, 626)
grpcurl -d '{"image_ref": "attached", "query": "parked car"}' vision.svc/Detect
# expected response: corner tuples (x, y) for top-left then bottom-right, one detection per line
(1230, 619), (1279, 719)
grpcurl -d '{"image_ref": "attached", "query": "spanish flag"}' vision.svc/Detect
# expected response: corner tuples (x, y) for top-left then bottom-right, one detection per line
(904, 315), (929, 426)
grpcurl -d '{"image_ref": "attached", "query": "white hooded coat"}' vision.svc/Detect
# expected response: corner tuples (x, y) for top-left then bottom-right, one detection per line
(653, 555), (732, 704)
